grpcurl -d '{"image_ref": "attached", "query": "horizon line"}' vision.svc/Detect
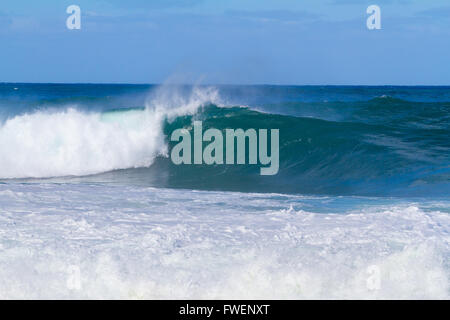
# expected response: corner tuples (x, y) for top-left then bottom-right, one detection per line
(1, 82), (450, 87)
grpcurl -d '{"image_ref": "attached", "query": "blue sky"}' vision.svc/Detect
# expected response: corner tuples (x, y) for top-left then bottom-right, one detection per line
(0, 0), (449, 84)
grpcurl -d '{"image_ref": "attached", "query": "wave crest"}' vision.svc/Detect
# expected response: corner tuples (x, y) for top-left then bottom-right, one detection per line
(0, 86), (219, 179)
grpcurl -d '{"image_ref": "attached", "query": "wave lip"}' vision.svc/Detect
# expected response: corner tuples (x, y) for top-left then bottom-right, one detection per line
(0, 108), (166, 178)
(0, 86), (220, 179)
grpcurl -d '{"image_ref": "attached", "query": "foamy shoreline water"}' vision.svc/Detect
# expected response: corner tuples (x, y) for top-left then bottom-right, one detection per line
(0, 183), (448, 299)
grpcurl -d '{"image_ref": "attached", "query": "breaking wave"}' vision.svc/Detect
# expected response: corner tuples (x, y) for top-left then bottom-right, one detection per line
(0, 86), (448, 197)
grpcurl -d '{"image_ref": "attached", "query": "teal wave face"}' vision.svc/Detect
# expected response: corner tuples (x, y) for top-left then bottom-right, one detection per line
(73, 101), (448, 197)
(146, 103), (447, 197)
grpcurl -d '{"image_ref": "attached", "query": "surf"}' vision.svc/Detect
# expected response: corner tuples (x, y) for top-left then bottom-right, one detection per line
(0, 86), (219, 179)
(0, 84), (448, 197)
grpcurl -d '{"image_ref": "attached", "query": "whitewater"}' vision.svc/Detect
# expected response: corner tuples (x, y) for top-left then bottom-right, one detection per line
(0, 184), (448, 299)
(0, 86), (218, 179)
(0, 84), (448, 299)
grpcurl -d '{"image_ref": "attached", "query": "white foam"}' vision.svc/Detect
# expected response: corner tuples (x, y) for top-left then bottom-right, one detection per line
(0, 86), (219, 179)
(0, 184), (448, 299)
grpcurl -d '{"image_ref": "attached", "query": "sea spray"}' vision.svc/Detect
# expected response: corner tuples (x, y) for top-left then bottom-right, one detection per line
(0, 86), (220, 179)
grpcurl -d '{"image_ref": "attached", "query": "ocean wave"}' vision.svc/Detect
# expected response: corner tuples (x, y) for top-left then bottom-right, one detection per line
(0, 86), (219, 179)
(0, 86), (448, 196)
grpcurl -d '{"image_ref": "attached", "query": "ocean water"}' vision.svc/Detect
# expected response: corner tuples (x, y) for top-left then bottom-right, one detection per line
(0, 83), (448, 299)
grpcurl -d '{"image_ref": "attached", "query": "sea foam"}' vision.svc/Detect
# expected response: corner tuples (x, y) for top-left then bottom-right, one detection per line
(0, 183), (448, 299)
(0, 86), (219, 179)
